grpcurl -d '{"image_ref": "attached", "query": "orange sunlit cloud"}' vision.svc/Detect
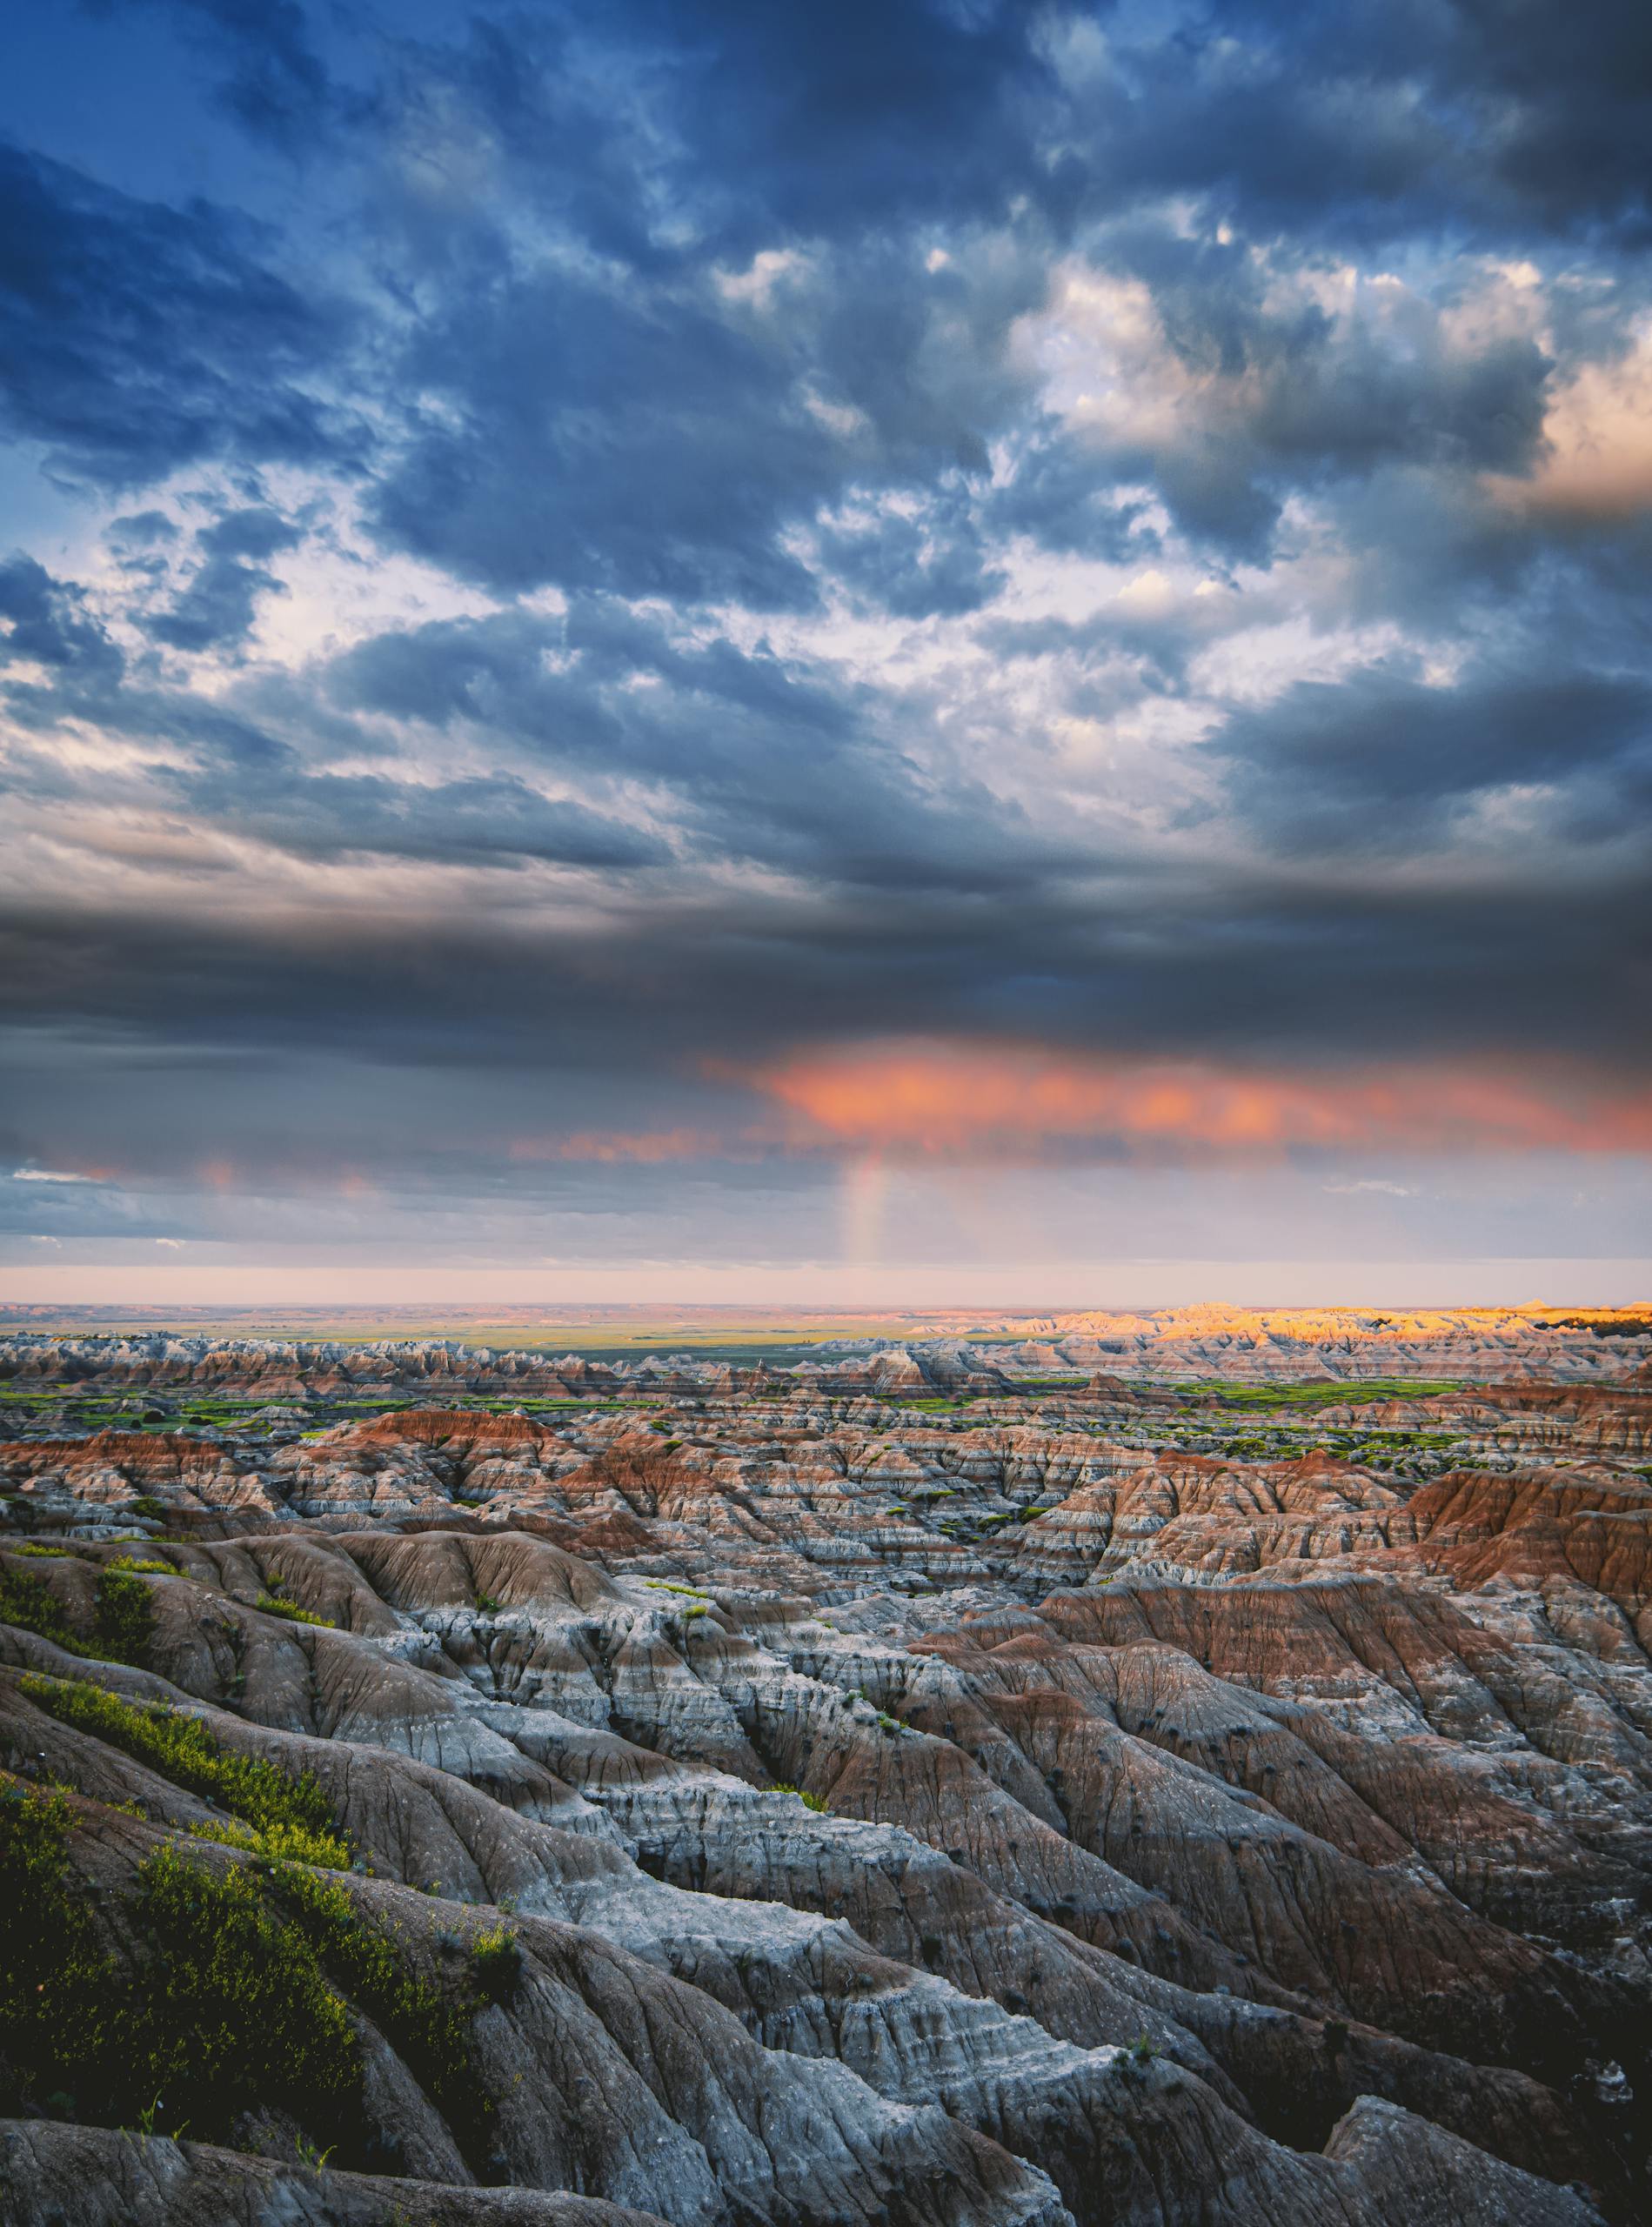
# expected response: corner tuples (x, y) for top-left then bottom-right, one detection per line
(509, 1127), (744, 1166)
(742, 1041), (1652, 1161)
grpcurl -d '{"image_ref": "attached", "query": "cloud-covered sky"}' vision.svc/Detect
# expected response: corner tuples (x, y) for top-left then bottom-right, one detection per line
(2, 0), (1649, 1303)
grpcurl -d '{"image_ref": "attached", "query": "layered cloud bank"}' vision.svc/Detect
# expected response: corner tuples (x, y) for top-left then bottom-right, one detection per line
(1, 0), (1649, 1293)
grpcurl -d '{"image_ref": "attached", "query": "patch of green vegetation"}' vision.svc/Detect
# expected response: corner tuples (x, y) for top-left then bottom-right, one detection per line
(254, 1590), (336, 1628)
(0, 1789), (356, 2142)
(107, 1553), (174, 1575)
(473, 1589), (504, 1615)
(185, 1815), (354, 1868)
(645, 1578), (712, 1600)
(20, 1676), (350, 1863)
(276, 1865), (496, 2165)
(118, 1847), (360, 2137)
(3, 1747), (510, 2161)
(471, 1922), (523, 2003)
(0, 1776), (117, 2114)
(771, 1783), (828, 1811)
(10, 1542), (74, 1557)
(1194, 1377), (1460, 1412)
(129, 1496), (167, 1521)
(0, 1560), (105, 1659)
(92, 1567), (156, 1666)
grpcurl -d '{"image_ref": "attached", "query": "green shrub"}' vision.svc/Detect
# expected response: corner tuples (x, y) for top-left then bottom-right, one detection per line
(254, 1591), (336, 1628)
(473, 1590), (503, 1615)
(2, 1778), (498, 2161)
(107, 1554), (173, 1575)
(117, 1847), (359, 2143)
(130, 1496), (167, 1522)
(20, 1676), (349, 1861)
(0, 1776), (115, 2114)
(472, 1922), (523, 2003)
(770, 1783), (828, 1812)
(93, 1568), (155, 1666)
(276, 1866), (495, 2164)
(0, 1562), (98, 1658)
(11, 1542), (73, 1558)
(186, 1815), (353, 1869)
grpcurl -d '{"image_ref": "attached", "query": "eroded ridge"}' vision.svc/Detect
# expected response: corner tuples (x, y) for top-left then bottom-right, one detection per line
(2, 1334), (1649, 2227)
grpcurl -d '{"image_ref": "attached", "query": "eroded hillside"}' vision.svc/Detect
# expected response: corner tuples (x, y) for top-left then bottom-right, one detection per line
(2, 1336), (1649, 2226)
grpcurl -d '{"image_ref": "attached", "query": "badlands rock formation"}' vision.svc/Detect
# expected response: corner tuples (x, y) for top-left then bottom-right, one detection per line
(2, 1332), (1649, 2226)
(3, 1301), (1649, 1403)
(959, 1305), (1652, 1381)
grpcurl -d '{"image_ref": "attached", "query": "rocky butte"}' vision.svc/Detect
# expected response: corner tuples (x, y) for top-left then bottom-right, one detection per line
(1, 1316), (1649, 2227)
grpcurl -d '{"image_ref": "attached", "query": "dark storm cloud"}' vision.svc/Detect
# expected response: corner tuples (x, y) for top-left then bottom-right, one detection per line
(1218, 657), (1652, 850)
(327, 598), (1084, 892)
(371, 271), (833, 607)
(0, 144), (357, 487)
(1228, 0), (1652, 240)
(190, 765), (669, 871)
(347, 5), (1055, 603)
(84, 0), (339, 150)
(1022, 2), (1652, 251)
(1, 838), (1645, 1111)
(454, 1), (1647, 260)
(145, 505), (304, 652)
(368, 225), (1044, 605)
(451, 0), (1053, 255)
(0, 554), (124, 679)
(355, 0), (1592, 605)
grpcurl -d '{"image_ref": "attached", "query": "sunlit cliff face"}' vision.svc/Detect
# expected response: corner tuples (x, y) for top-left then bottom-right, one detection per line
(1, 0), (1650, 1299)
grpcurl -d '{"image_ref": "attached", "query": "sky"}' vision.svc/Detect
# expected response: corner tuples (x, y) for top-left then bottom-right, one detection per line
(1, 0), (1649, 1307)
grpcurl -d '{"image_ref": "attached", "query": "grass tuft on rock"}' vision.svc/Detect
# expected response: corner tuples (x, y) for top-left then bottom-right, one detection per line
(1, 1782), (354, 2138)
(1, 1562), (97, 1656)
(0, 1781), (500, 2166)
(20, 1674), (351, 1865)
(472, 1920), (524, 2002)
(0, 1776), (114, 2115)
(92, 1567), (156, 1666)
(254, 1589), (337, 1627)
(276, 1864), (498, 2163)
(119, 1845), (360, 2139)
